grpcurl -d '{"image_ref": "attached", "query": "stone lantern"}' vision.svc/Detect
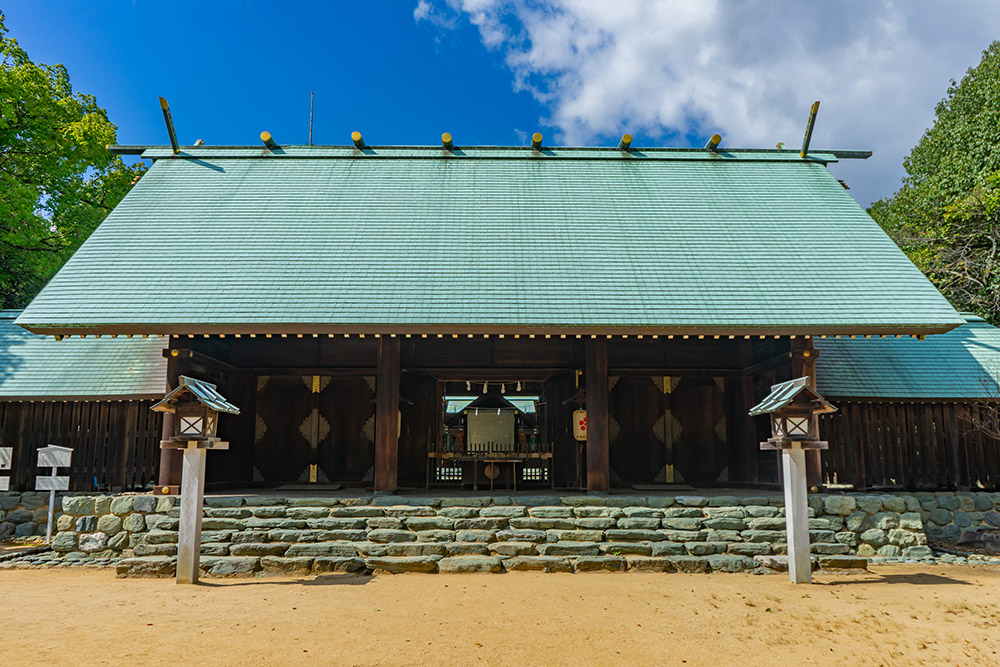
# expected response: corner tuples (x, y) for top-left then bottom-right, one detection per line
(151, 375), (239, 584)
(749, 376), (837, 584)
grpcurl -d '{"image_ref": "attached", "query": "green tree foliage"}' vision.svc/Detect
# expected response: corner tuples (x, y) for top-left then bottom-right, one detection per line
(0, 12), (143, 309)
(870, 42), (1000, 325)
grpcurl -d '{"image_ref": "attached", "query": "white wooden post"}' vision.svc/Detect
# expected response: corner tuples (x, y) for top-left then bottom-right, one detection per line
(782, 443), (812, 584)
(176, 445), (207, 585)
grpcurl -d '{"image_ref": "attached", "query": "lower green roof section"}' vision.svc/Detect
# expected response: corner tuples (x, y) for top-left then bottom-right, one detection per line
(815, 315), (1000, 400)
(0, 311), (167, 400)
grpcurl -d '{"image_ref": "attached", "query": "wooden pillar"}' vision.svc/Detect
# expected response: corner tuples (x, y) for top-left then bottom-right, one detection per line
(791, 338), (822, 487)
(176, 445), (206, 584)
(157, 352), (184, 488)
(374, 336), (400, 493)
(783, 443), (812, 584)
(585, 339), (610, 492)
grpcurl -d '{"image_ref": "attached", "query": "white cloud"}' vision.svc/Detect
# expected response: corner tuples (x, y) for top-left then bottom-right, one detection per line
(417, 0), (1000, 205)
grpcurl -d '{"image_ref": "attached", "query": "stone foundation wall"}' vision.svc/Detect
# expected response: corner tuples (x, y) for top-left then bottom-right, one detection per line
(5, 490), (999, 576)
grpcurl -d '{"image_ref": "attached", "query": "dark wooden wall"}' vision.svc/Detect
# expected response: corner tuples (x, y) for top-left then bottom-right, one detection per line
(820, 401), (1000, 491)
(0, 400), (162, 492)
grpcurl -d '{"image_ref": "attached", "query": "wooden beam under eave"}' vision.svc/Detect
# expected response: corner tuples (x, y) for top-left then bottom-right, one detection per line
(790, 337), (823, 487)
(374, 336), (400, 492)
(585, 338), (610, 492)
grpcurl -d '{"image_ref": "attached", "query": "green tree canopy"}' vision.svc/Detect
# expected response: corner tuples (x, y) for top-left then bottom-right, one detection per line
(0, 12), (142, 309)
(870, 42), (1000, 325)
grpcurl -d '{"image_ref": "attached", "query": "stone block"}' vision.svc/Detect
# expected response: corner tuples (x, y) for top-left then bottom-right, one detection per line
(438, 556), (502, 573)
(204, 496), (246, 508)
(605, 529), (663, 542)
(600, 542), (652, 556)
(937, 495), (960, 510)
(859, 529), (887, 547)
(148, 516), (179, 531)
(728, 542), (772, 556)
(645, 497), (675, 508)
(706, 530), (743, 543)
(741, 529), (785, 543)
(675, 496), (708, 507)
(537, 541), (600, 556)
(367, 517), (405, 530)
(888, 529), (918, 547)
(51, 531), (78, 552)
(604, 496), (645, 507)
(928, 508), (952, 526)
(855, 496), (882, 514)
(707, 554), (759, 573)
(454, 529), (495, 543)
(31, 507), (49, 523)
(685, 542), (727, 556)
(953, 511), (972, 527)
(385, 543), (447, 557)
(504, 556), (573, 572)
(285, 542), (358, 558)
(267, 529), (319, 543)
(204, 557), (260, 577)
(200, 543), (230, 557)
(229, 542), (289, 557)
(620, 507), (662, 518)
(574, 556), (626, 572)
(97, 514), (122, 536)
(529, 506), (574, 519)
(547, 529), (604, 543)
(305, 518), (367, 531)
(877, 545), (902, 557)
(251, 506), (286, 518)
(573, 507), (620, 518)
(312, 557), (367, 574)
(440, 497), (490, 507)
(56, 514), (74, 532)
(116, 556), (176, 577)
(199, 518), (245, 531)
(624, 556), (674, 572)
(133, 543), (177, 557)
(823, 496), (856, 516)
(14, 522), (36, 537)
(809, 530), (837, 543)
(488, 542), (536, 557)
(366, 556), (440, 573)
(206, 507), (253, 519)
(956, 495), (976, 513)
(575, 518), (617, 530)
(155, 496), (176, 513)
(811, 542), (850, 555)
(650, 542), (686, 556)
(142, 529), (178, 545)
(706, 496), (739, 507)
(745, 506), (779, 518)
(509, 518), (575, 530)
(454, 518), (508, 531)
(704, 518), (747, 531)
(668, 555), (709, 573)
(972, 494), (994, 511)
(845, 510), (870, 532)
(285, 507), (330, 519)
(414, 530), (455, 542)
(663, 507), (703, 518)
(62, 496), (96, 516)
(741, 496), (775, 507)
(983, 510), (1000, 528)
(353, 542), (388, 557)
(329, 506), (384, 518)
(230, 530), (269, 543)
(444, 542), (490, 556)
(835, 531), (859, 547)
(902, 545), (933, 559)
(439, 508), (478, 519)
(131, 496), (157, 514)
(747, 517), (786, 531)
(661, 530), (706, 543)
(366, 528), (415, 543)
(871, 511), (900, 530)
(383, 505), (436, 517)
(79, 532), (109, 553)
(480, 506), (526, 518)
(315, 530), (368, 542)
(618, 517), (662, 530)
(496, 528), (546, 543)
(74, 515), (98, 532)
(260, 556), (314, 575)
(808, 518), (833, 531)
(110, 496), (134, 515)
(561, 496), (606, 507)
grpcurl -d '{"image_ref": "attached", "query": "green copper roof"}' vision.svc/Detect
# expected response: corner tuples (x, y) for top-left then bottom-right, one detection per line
(815, 315), (1000, 400)
(0, 310), (166, 400)
(17, 144), (963, 336)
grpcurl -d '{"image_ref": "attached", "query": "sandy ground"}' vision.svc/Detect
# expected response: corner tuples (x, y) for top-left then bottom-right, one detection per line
(1, 565), (998, 666)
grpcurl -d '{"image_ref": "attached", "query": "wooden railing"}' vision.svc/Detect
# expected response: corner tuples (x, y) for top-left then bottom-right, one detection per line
(819, 401), (1000, 491)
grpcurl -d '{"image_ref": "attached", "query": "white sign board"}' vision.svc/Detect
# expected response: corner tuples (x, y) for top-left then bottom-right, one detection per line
(35, 476), (70, 491)
(0, 478), (8, 491)
(38, 445), (73, 469)
(0, 447), (11, 470)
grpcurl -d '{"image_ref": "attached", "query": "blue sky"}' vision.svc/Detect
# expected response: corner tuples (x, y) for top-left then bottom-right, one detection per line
(5, 1), (1000, 206)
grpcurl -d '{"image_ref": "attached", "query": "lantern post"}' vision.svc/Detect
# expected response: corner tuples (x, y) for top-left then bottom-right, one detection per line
(151, 376), (240, 584)
(749, 377), (837, 583)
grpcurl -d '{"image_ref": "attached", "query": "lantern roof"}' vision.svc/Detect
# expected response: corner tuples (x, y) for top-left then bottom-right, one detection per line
(151, 375), (240, 415)
(749, 376), (837, 416)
